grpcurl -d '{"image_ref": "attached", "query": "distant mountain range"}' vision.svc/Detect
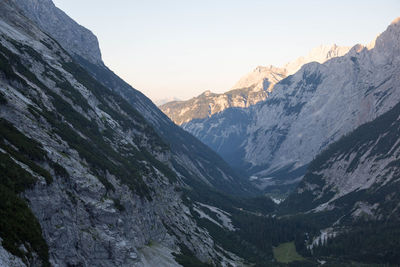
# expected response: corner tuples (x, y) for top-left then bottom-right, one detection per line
(160, 44), (351, 126)
(0, 0), (260, 266)
(1, 0), (400, 265)
(154, 97), (181, 106)
(162, 21), (400, 196)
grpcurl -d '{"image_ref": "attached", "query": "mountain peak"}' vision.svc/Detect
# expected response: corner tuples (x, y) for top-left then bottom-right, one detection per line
(284, 44), (351, 74)
(202, 90), (213, 96)
(391, 17), (400, 25)
(11, 0), (103, 65)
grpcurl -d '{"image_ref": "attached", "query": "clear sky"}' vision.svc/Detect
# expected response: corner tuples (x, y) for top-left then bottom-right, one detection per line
(53, 0), (400, 103)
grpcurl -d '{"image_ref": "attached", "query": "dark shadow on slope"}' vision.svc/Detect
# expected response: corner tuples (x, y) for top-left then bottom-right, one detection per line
(73, 55), (258, 196)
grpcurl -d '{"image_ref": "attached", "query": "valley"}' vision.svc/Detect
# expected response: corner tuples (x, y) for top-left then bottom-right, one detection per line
(0, 1), (399, 266)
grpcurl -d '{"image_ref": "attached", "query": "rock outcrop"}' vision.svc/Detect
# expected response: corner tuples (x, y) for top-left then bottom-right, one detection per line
(161, 44), (350, 126)
(0, 1), (246, 266)
(11, 0), (103, 65)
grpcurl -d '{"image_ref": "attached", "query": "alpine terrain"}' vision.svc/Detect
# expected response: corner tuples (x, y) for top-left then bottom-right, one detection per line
(0, 0), (400, 266)
(165, 19), (400, 196)
(0, 0), (274, 266)
(160, 44), (350, 126)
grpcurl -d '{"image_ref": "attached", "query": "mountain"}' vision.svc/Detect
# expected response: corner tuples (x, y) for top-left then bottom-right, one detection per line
(0, 1), (275, 266)
(0, 1), (321, 266)
(161, 44), (350, 126)
(154, 97), (181, 106)
(9, 0), (102, 65)
(181, 20), (400, 195)
(283, 44), (352, 74)
(283, 95), (400, 218)
(279, 90), (400, 265)
(2, 0), (399, 265)
(160, 65), (287, 126)
(11, 0), (255, 197)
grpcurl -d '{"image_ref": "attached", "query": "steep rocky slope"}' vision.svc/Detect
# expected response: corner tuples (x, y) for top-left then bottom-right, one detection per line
(279, 92), (400, 265)
(161, 44), (350, 126)
(160, 66), (286, 125)
(0, 2), (248, 266)
(183, 19), (400, 194)
(11, 0), (254, 196)
(10, 0), (102, 65)
(283, 99), (400, 219)
(282, 44), (352, 74)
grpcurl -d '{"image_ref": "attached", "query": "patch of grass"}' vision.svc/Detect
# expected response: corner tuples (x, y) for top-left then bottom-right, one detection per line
(0, 118), (53, 184)
(56, 80), (91, 112)
(0, 152), (50, 266)
(51, 161), (69, 179)
(273, 242), (304, 263)
(112, 198), (125, 212)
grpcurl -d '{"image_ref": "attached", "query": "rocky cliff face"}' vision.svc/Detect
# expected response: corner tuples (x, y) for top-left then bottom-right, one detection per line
(182, 20), (400, 194)
(278, 89), (400, 265)
(11, 0), (103, 65)
(160, 84), (274, 126)
(0, 2), (245, 266)
(13, 0), (255, 196)
(283, 99), (400, 220)
(161, 44), (350, 126)
(160, 65), (286, 126)
(283, 44), (351, 74)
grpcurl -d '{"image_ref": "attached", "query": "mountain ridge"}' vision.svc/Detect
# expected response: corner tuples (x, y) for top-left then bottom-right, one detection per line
(277, 88), (400, 265)
(10, 0), (103, 65)
(180, 18), (400, 194)
(160, 43), (351, 126)
(11, 0), (257, 197)
(0, 1), (263, 265)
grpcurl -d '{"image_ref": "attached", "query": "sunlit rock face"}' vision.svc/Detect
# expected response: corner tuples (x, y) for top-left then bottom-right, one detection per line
(283, 44), (351, 74)
(11, 0), (103, 65)
(182, 20), (400, 193)
(161, 44), (350, 126)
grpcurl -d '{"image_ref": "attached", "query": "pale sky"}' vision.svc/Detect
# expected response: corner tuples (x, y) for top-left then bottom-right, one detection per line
(53, 0), (400, 103)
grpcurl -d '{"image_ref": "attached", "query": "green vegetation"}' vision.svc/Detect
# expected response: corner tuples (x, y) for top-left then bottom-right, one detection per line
(76, 47), (256, 197)
(0, 146), (50, 266)
(308, 97), (400, 175)
(0, 118), (53, 184)
(313, 222), (400, 265)
(0, 119), (53, 265)
(181, 180), (316, 265)
(0, 91), (7, 104)
(60, 60), (167, 149)
(0, 43), (29, 87)
(282, 94), (400, 214)
(273, 242), (304, 263)
(173, 243), (212, 267)
(56, 80), (92, 112)
(112, 198), (125, 212)
(0, 184), (50, 267)
(0, 37), (177, 199)
(51, 161), (70, 179)
(0, 152), (36, 193)
(279, 99), (400, 266)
